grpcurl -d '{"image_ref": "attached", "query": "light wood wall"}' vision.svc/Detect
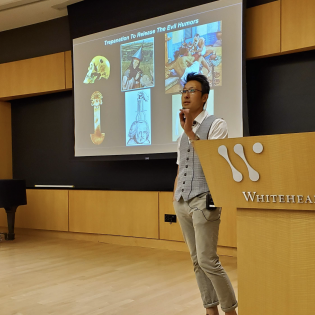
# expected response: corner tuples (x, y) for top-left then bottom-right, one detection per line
(65, 51), (72, 89)
(246, 1), (281, 58)
(0, 189), (68, 231)
(0, 52), (72, 100)
(0, 210), (6, 227)
(0, 101), (12, 179)
(0, 189), (237, 254)
(246, 0), (315, 58)
(281, 0), (315, 52)
(69, 190), (159, 239)
(218, 206), (237, 247)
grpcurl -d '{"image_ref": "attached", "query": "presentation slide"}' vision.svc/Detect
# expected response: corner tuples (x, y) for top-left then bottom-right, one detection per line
(73, 0), (243, 157)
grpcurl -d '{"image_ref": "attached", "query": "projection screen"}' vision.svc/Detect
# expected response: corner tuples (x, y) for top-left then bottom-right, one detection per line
(73, 0), (243, 158)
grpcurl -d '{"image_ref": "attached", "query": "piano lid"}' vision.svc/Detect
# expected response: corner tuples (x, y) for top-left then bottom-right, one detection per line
(0, 179), (27, 208)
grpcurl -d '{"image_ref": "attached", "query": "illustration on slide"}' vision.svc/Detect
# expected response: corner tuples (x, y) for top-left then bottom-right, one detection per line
(90, 91), (105, 145)
(165, 21), (222, 94)
(83, 56), (110, 84)
(121, 38), (154, 91)
(125, 89), (151, 146)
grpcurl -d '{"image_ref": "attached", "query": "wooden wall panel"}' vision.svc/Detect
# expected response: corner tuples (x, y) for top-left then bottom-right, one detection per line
(159, 192), (184, 242)
(0, 101), (12, 179)
(1, 189), (236, 254)
(246, 1), (281, 58)
(69, 190), (159, 239)
(0, 210), (7, 227)
(218, 206), (237, 248)
(282, 0), (315, 52)
(14, 189), (69, 231)
(0, 53), (66, 100)
(65, 51), (72, 89)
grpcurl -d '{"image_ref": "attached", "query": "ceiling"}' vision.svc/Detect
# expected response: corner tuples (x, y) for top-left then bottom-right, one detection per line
(0, 0), (83, 32)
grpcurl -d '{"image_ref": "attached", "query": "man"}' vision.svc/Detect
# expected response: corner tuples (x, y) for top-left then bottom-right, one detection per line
(192, 34), (207, 56)
(180, 34), (212, 83)
(122, 47), (143, 90)
(173, 72), (238, 315)
(180, 58), (200, 85)
(179, 52), (212, 86)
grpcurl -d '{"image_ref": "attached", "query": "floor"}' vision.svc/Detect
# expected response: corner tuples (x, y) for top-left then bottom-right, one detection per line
(0, 236), (238, 315)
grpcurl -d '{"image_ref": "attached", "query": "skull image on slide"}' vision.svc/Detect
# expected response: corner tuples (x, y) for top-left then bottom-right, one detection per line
(84, 56), (110, 84)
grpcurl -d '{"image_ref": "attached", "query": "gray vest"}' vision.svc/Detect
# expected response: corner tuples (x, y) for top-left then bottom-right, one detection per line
(174, 115), (218, 202)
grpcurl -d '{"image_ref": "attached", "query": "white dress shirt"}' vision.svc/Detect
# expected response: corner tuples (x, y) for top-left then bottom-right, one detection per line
(176, 110), (228, 165)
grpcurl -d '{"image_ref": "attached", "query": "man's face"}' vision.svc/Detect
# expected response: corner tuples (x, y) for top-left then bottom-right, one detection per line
(182, 80), (208, 113)
(193, 35), (199, 44)
(136, 122), (148, 143)
(133, 58), (140, 69)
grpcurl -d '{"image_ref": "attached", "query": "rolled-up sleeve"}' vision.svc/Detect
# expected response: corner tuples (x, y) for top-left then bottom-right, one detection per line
(208, 119), (228, 140)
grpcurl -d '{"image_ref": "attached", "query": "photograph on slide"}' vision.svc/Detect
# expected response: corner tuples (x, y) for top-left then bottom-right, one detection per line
(125, 89), (151, 146)
(121, 38), (155, 92)
(165, 21), (222, 94)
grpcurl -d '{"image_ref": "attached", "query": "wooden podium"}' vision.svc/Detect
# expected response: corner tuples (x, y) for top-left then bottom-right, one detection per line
(194, 132), (315, 315)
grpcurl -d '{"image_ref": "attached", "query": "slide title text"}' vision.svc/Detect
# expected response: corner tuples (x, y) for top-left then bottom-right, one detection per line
(104, 19), (199, 45)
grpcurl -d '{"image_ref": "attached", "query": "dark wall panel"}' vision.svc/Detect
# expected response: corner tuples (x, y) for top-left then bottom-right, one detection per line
(11, 92), (177, 190)
(0, 17), (71, 64)
(12, 92), (74, 186)
(247, 50), (315, 136)
(68, 0), (217, 39)
(246, 0), (276, 9)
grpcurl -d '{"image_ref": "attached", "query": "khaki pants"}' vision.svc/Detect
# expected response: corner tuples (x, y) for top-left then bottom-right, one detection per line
(173, 193), (238, 313)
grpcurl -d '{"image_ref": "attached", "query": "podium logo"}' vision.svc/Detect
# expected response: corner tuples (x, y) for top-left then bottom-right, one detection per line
(218, 142), (263, 182)
(242, 192), (315, 204)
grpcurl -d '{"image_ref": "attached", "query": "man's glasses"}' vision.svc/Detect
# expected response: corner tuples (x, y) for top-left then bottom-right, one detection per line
(179, 88), (202, 94)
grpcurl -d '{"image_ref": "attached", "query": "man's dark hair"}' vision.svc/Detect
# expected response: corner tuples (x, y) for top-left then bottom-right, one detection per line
(185, 72), (210, 95)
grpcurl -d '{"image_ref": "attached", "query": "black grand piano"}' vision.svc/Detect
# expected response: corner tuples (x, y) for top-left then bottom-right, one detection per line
(0, 180), (27, 240)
